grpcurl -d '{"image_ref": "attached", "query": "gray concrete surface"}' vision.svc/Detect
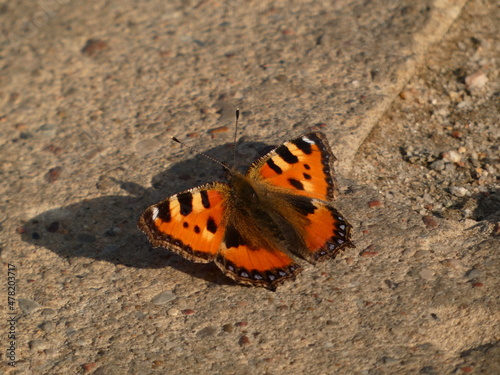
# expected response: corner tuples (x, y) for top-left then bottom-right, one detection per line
(1, 0), (498, 374)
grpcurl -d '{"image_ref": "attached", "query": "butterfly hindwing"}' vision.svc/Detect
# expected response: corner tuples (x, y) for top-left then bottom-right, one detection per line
(215, 221), (302, 290)
(247, 132), (338, 201)
(283, 194), (354, 262)
(138, 182), (229, 263)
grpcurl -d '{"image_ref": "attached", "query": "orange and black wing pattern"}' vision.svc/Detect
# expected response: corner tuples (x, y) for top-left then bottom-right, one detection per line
(247, 132), (338, 201)
(284, 195), (354, 263)
(215, 222), (302, 290)
(138, 182), (229, 263)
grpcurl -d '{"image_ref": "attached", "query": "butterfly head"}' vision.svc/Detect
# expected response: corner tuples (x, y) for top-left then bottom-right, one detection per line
(227, 171), (261, 207)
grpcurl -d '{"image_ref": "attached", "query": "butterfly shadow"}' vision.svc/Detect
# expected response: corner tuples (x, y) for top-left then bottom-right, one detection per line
(19, 139), (273, 286)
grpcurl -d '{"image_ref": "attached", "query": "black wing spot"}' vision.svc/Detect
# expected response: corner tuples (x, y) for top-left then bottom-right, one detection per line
(276, 145), (299, 164)
(182, 222), (189, 228)
(303, 173), (311, 180)
(266, 158), (283, 174)
(194, 225), (201, 233)
(224, 224), (243, 248)
(303, 163), (311, 170)
(287, 195), (317, 215)
(292, 138), (313, 154)
(155, 201), (171, 222)
(200, 190), (210, 208)
(206, 217), (218, 234)
(177, 192), (193, 216)
(288, 178), (304, 190)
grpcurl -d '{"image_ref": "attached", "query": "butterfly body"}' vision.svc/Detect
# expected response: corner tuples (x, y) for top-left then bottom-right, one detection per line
(138, 132), (354, 290)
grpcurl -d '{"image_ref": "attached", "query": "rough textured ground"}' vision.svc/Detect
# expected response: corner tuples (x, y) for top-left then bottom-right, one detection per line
(0, 0), (498, 374)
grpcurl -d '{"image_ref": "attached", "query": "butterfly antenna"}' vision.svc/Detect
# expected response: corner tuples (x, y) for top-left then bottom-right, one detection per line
(171, 136), (231, 172)
(232, 108), (240, 168)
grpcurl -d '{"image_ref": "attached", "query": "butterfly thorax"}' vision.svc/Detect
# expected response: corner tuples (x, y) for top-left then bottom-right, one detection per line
(226, 171), (306, 253)
(228, 171), (261, 207)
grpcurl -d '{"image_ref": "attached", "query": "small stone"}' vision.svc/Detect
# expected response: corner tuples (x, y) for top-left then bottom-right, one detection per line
(151, 290), (176, 305)
(222, 324), (234, 333)
(434, 107), (450, 118)
(441, 150), (462, 163)
(275, 74), (288, 82)
(208, 126), (229, 136)
(40, 322), (54, 332)
(465, 70), (488, 89)
(448, 91), (462, 102)
(444, 163), (456, 173)
(465, 268), (481, 279)
(196, 326), (217, 338)
(400, 88), (419, 101)
(44, 166), (63, 183)
(457, 99), (471, 108)
(29, 339), (46, 351)
(18, 298), (41, 314)
(167, 308), (180, 317)
(82, 363), (97, 372)
(419, 268), (434, 280)
(81, 39), (109, 57)
(449, 186), (469, 197)
(422, 216), (439, 229)
(239, 335), (251, 346)
(429, 160), (445, 171)
(16, 226), (27, 234)
(360, 250), (380, 257)
(368, 199), (382, 208)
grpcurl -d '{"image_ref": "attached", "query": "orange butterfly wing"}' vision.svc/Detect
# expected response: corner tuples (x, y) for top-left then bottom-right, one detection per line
(138, 182), (228, 263)
(215, 218), (302, 290)
(287, 196), (354, 262)
(247, 132), (337, 201)
(248, 132), (354, 262)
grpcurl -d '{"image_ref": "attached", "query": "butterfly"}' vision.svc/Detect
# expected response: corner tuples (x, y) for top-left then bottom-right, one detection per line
(138, 125), (354, 290)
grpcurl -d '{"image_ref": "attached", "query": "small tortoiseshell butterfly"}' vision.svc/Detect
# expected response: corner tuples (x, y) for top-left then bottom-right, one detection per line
(138, 116), (354, 290)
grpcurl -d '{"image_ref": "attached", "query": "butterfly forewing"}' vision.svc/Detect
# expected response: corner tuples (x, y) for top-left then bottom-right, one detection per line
(138, 182), (229, 263)
(247, 132), (338, 201)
